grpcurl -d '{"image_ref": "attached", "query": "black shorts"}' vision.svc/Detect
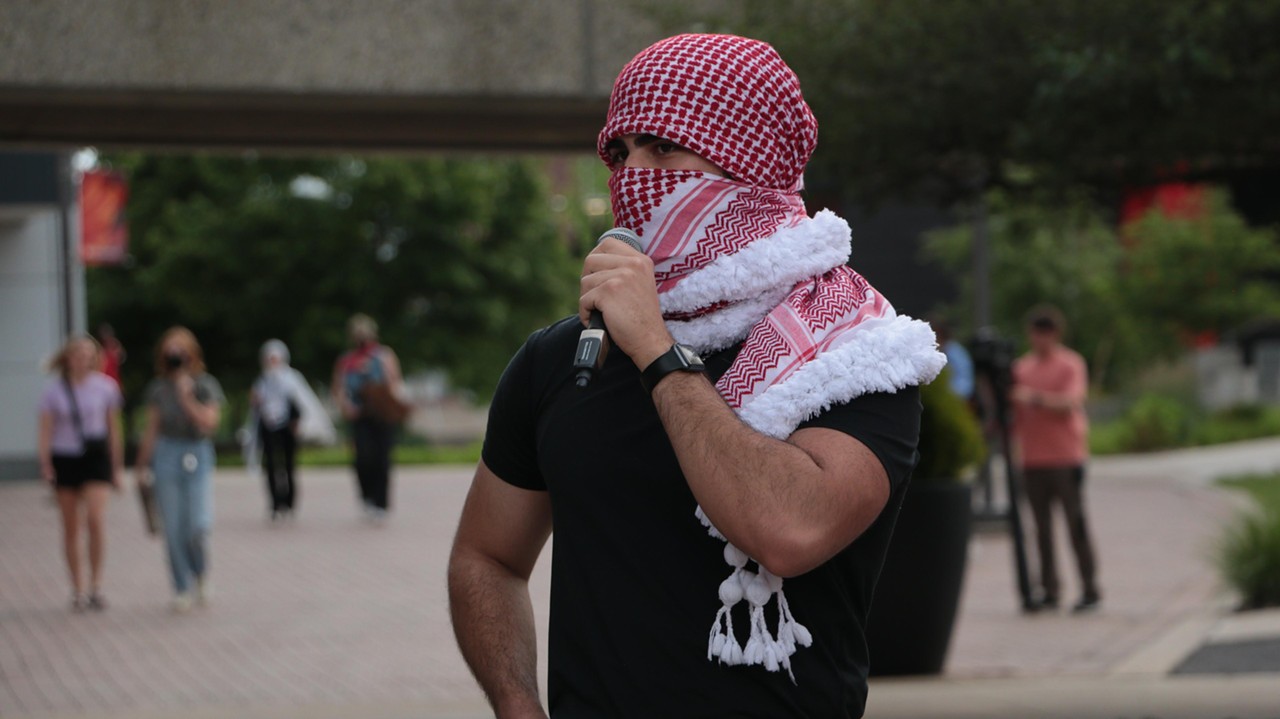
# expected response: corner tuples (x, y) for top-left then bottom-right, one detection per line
(51, 450), (111, 489)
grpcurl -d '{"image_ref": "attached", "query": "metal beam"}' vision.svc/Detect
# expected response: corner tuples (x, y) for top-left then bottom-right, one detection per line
(0, 88), (609, 153)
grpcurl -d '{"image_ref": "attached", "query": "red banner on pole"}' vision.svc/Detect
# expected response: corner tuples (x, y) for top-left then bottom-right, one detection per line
(80, 169), (129, 266)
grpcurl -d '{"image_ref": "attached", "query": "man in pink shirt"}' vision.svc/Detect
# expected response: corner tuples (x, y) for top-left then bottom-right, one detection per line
(1011, 305), (1101, 613)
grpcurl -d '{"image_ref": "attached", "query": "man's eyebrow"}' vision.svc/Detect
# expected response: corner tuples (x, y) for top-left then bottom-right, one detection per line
(604, 138), (625, 153)
(633, 134), (665, 147)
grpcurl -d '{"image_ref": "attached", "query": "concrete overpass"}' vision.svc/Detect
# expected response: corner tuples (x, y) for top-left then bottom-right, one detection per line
(0, 0), (687, 477)
(0, 0), (680, 154)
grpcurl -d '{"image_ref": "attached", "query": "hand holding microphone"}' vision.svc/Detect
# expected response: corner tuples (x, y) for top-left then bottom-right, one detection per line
(574, 228), (644, 388)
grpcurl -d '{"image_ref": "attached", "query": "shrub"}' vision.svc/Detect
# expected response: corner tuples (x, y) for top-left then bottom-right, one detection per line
(1115, 393), (1196, 452)
(1092, 397), (1280, 455)
(1195, 405), (1280, 446)
(1218, 508), (1280, 610)
(914, 370), (985, 482)
(1216, 473), (1280, 610)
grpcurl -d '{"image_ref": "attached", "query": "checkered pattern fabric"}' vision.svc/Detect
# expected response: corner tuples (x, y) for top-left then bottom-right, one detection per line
(598, 34), (817, 192)
(598, 34), (946, 682)
(608, 168), (808, 295)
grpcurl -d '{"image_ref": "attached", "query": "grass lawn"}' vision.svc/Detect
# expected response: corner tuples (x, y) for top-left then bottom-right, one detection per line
(1218, 471), (1280, 510)
(217, 441), (482, 468)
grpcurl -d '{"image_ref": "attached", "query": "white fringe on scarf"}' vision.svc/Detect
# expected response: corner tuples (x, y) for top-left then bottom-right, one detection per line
(662, 210), (947, 681)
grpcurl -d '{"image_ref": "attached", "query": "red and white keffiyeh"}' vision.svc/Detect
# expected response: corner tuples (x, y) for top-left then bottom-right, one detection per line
(600, 34), (946, 680)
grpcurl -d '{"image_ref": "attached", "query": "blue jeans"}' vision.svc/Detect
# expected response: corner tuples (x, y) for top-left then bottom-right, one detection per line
(151, 437), (214, 594)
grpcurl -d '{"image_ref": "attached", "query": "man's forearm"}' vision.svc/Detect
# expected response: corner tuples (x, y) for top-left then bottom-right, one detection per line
(448, 551), (546, 719)
(649, 370), (834, 574)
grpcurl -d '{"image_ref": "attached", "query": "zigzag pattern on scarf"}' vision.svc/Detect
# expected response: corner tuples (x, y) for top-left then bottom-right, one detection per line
(658, 185), (802, 286)
(716, 322), (789, 409)
(716, 268), (887, 410)
(658, 210), (851, 317)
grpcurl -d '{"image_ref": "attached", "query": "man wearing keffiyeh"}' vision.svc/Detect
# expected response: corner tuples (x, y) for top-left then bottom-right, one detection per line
(449, 34), (945, 718)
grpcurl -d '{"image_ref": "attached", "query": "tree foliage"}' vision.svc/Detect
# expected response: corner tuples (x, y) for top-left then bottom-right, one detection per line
(661, 0), (1280, 204)
(1124, 198), (1280, 338)
(88, 153), (581, 405)
(923, 189), (1280, 388)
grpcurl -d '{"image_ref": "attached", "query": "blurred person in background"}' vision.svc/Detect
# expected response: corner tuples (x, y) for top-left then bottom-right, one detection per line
(246, 339), (335, 521)
(929, 315), (974, 401)
(135, 327), (224, 613)
(36, 335), (125, 611)
(331, 314), (405, 521)
(1011, 305), (1102, 613)
(95, 322), (126, 389)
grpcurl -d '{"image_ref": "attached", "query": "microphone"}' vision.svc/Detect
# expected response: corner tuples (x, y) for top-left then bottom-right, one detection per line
(574, 227), (644, 388)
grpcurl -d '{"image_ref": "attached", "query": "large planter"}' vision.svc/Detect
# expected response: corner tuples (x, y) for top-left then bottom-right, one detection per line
(866, 481), (972, 676)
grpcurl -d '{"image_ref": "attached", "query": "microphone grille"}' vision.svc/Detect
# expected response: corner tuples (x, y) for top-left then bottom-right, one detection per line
(597, 227), (643, 253)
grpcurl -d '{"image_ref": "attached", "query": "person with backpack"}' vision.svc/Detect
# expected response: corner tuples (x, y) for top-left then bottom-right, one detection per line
(331, 314), (406, 521)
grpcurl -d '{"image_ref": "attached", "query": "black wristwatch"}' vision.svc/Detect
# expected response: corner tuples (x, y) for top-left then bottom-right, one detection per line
(640, 343), (706, 393)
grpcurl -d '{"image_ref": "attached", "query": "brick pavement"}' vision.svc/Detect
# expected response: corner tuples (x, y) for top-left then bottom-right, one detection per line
(2, 438), (1279, 718)
(945, 467), (1240, 677)
(0, 466), (528, 718)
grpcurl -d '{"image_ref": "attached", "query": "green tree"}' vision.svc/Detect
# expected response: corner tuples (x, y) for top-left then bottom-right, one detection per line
(923, 189), (1136, 386)
(88, 153), (579, 407)
(660, 0), (1280, 204)
(923, 188), (1280, 388)
(1121, 193), (1280, 345)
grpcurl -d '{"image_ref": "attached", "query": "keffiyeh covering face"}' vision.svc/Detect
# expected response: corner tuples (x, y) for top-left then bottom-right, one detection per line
(599, 34), (947, 680)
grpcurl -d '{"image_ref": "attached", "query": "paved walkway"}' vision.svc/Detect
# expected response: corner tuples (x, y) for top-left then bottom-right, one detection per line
(2, 438), (1279, 718)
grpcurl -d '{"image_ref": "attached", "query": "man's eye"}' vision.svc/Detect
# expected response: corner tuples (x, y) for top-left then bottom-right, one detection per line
(654, 143), (678, 155)
(607, 150), (627, 167)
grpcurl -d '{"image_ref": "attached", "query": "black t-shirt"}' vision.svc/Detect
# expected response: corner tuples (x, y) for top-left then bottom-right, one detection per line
(483, 316), (922, 718)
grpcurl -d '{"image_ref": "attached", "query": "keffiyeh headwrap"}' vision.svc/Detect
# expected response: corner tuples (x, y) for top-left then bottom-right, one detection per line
(600, 34), (946, 680)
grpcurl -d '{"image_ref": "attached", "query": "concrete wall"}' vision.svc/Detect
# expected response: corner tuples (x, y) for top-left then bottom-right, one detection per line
(0, 0), (645, 96)
(0, 200), (83, 480)
(0, 0), (679, 152)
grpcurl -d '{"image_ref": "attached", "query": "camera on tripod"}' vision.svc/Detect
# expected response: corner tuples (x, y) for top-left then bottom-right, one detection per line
(971, 328), (1016, 400)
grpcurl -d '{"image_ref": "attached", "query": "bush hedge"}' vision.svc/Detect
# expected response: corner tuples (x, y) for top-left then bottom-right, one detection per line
(1217, 472), (1280, 610)
(1091, 394), (1280, 455)
(914, 371), (985, 482)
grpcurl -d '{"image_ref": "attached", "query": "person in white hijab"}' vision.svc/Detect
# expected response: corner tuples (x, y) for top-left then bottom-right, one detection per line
(248, 340), (335, 520)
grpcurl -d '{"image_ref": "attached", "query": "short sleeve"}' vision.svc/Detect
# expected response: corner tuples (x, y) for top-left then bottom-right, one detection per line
(37, 381), (59, 414)
(100, 374), (123, 408)
(481, 336), (546, 491)
(797, 386), (922, 492)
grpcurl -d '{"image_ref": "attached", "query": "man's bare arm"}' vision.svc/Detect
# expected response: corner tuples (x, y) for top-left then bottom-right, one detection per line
(650, 371), (890, 577)
(580, 241), (893, 578)
(448, 461), (552, 719)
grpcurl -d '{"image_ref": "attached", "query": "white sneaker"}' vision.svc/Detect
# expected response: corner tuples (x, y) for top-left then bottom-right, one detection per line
(196, 578), (213, 607)
(171, 593), (194, 614)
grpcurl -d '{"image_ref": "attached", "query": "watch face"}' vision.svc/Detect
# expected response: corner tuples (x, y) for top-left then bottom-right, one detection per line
(675, 344), (704, 368)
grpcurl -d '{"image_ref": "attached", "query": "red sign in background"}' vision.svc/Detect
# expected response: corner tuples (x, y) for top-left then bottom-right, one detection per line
(80, 169), (129, 266)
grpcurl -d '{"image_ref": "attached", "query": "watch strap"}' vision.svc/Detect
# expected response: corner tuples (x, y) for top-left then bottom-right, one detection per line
(641, 344), (706, 394)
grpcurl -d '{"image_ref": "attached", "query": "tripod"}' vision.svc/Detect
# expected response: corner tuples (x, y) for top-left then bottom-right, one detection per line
(971, 331), (1037, 612)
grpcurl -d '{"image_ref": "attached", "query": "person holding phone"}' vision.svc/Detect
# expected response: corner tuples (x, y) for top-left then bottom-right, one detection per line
(135, 326), (224, 613)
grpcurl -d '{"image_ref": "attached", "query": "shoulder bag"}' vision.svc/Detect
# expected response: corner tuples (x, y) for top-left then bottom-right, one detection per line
(357, 351), (412, 425)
